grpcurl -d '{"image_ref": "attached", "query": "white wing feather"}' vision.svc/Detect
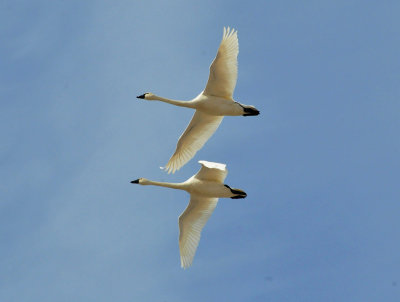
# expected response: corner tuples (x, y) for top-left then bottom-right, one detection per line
(179, 195), (218, 268)
(203, 27), (239, 99)
(194, 160), (228, 183)
(165, 111), (223, 174)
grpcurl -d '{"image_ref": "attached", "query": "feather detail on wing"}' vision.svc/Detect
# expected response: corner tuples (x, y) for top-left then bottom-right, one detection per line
(179, 195), (218, 268)
(165, 111), (223, 174)
(194, 160), (228, 183)
(203, 27), (239, 99)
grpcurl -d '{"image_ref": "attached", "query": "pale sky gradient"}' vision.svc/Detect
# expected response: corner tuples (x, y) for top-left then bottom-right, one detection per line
(1, 1), (400, 301)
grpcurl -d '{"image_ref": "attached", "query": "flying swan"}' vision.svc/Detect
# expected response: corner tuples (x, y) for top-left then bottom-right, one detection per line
(130, 160), (247, 268)
(137, 27), (260, 174)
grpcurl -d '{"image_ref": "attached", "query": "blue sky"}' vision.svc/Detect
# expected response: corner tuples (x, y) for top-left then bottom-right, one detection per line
(1, 0), (400, 301)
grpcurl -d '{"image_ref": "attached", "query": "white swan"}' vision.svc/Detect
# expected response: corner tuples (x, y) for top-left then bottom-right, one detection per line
(137, 27), (260, 174)
(130, 160), (247, 268)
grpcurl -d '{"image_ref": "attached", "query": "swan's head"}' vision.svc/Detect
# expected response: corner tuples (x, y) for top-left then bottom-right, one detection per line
(136, 92), (156, 100)
(130, 178), (151, 185)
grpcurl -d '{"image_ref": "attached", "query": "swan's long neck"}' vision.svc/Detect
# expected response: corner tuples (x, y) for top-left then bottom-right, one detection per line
(144, 180), (185, 190)
(152, 95), (195, 109)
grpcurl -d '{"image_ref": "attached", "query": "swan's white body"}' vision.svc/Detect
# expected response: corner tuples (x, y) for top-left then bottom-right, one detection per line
(131, 160), (247, 268)
(137, 27), (260, 174)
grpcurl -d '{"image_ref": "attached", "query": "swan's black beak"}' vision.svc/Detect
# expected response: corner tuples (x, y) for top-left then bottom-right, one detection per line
(136, 94), (146, 99)
(130, 179), (140, 184)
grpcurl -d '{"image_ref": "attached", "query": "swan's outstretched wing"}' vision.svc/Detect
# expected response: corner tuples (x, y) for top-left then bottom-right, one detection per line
(194, 160), (228, 183)
(203, 27), (239, 99)
(165, 111), (223, 174)
(179, 195), (218, 268)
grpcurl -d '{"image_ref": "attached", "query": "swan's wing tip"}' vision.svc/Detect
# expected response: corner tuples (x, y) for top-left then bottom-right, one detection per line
(223, 26), (237, 35)
(160, 166), (174, 174)
(163, 164), (176, 174)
